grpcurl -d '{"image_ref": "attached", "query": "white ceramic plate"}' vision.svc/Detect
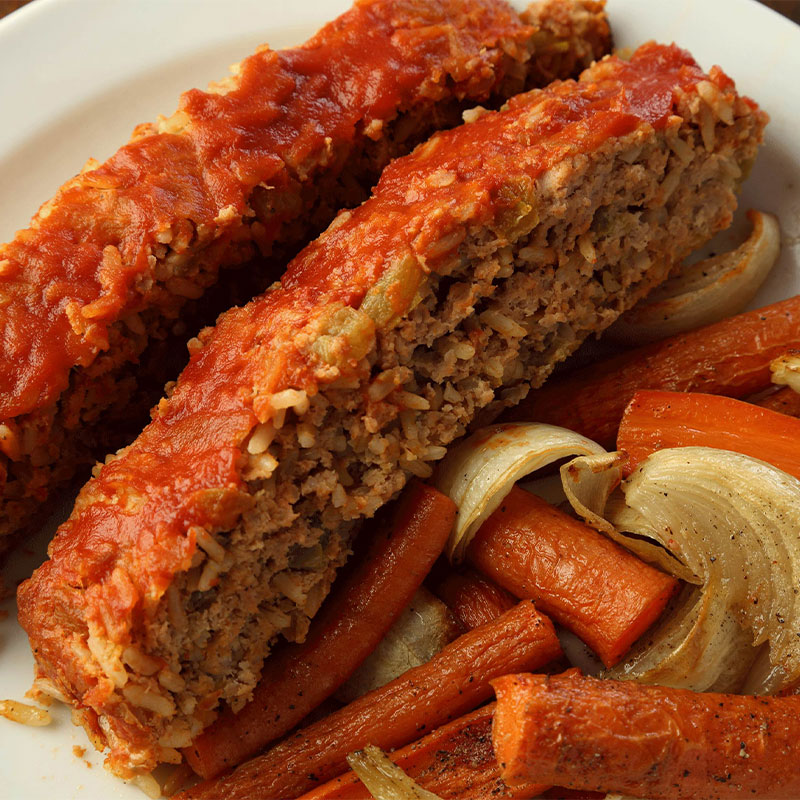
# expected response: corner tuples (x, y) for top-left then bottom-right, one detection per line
(0, 0), (798, 796)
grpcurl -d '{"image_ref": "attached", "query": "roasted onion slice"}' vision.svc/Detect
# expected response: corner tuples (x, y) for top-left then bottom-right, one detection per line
(771, 350), (800, 393)
(434, 423), (607, 561)
(347, 745), (442, 800)
(563, 446), (800, 693)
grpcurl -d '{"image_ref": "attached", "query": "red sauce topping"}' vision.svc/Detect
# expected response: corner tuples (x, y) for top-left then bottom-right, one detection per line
(0, 0), (529, 420)
(18, 42), (754, 746)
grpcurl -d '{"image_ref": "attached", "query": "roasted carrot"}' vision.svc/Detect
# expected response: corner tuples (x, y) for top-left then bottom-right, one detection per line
(178, 601), (561, 800)
(297, 702), (546, 800)
(184, 480), (456, 780)
(506, 295), (800, 446)
(431, 567), (517, 631)
(492, 670), (800, 800)
(467, 486), (678, 667)
(754, 385), (800, 417)
(618, 389), (800, 479)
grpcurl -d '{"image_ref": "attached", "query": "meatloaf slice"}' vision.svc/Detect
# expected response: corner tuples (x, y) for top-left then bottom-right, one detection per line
(18, 42), (767, 778)
(0, 0), (610, 553)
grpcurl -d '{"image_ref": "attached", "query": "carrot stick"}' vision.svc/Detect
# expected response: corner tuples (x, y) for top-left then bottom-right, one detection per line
(467, 486), (678, 667)
(184, 480), (457, 780)
(431, 568), (517, 631)
(177, 601), (562, 800)
(297, 702), (546, 800)
(618, 389), (800, 479)
(506, 295), (800, 446)
(492, 670), (800, 800)
(754, 386), (800, 417)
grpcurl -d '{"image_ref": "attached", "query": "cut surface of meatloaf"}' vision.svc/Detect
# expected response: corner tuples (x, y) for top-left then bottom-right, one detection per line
(17, 42), (767, 777)
(0, 0), (610, 553)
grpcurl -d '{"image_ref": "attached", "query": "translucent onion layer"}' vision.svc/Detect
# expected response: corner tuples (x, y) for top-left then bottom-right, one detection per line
(564, 446), (800, 693)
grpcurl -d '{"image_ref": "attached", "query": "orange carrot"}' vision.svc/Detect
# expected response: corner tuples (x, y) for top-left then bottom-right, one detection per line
(432, 567), (517, 631)
(492, 670), (800, 800)
(506, 296), (800, 446)
(184, 480), (456, 779)
(754, 386), (800, 417)
(467, 486), (678, 667)
(297, 702), (546, 800)
(178, 601), (561, 800)
(618, 389), (800, 479)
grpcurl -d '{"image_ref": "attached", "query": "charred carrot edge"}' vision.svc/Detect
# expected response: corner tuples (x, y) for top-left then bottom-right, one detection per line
(540, 789), (605, 799)
(754, 386), (800, 418)
(184, 480), (456, 780)
(297, 702), (546, 800)
(177, 601), (562, 800)
(618, 389), (800, 480)
(506, 295), (800, 446)
(492, 670), (800, 800)
(431, 567), (517, 631)
(467, 486), (678, 667)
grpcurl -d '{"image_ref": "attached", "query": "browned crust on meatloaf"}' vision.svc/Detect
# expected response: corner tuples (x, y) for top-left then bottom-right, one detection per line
(0, 0), (610, 553)
(18, 43), (766, 777)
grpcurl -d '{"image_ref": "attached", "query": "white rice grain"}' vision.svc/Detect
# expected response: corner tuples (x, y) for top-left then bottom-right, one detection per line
(122, 685), (176, 717)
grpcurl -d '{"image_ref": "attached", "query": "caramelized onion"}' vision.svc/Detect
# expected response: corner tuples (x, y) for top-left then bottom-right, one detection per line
(336, 588), (459, 704)
(564, 446), (800, 693)
(771, 350), (800, 393)
(347, 745), (442, 800)
(434, 423), (606, 561)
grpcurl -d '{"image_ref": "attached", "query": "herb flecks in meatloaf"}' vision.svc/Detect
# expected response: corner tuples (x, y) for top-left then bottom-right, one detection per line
(0, 0), (610, 551)
(18, 42), (766, 777)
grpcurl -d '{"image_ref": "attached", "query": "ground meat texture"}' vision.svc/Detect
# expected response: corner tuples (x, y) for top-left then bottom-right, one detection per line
(17, 42), (767, 778)
(0, 0), (610, 553)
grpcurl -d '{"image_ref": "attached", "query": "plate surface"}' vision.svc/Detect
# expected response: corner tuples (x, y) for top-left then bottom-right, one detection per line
(0, 0), (797, 796)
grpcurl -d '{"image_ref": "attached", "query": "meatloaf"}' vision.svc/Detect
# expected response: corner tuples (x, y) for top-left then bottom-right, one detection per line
(18, 42), (767, 778)
(0, 0), (610, 553)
